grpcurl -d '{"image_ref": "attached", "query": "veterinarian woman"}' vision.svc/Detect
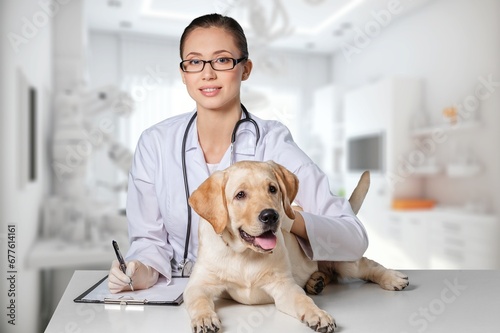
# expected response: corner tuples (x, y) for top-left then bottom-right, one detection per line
(108, 13), (368, 293)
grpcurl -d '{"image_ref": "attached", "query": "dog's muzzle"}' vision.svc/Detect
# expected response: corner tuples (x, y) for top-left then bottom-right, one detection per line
(239, 209), (280, 252)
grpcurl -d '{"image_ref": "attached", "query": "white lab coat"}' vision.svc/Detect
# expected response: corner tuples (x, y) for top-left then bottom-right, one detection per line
(125, 111), (368, 280)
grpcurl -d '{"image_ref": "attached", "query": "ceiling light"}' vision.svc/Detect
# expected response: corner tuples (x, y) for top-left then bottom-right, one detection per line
(296, 0), (365, 35)
(333, 29), (344, 37)
(340, 22), (352, 30)
(140, 0), (194, 21)
(120, 21), (132, 29)
(305, 42), (315, 49)
(108, 0), (121, 8)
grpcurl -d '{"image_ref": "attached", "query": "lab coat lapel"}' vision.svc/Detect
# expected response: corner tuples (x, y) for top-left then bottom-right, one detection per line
(217, 129), (258, 169)
(218, 148), (232, 169)
(185, 119), (210, 188)
(230, 117), (258, 163)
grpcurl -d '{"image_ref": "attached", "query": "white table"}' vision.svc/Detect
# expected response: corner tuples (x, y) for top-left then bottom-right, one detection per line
(27, 239), (122, 330)
(45, 270), (500, 333)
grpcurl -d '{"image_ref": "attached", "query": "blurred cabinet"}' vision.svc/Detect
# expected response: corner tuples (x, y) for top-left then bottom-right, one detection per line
(386, 212), (430, 268)
(343, 77), (423, 211)
(375, 210), (499, 269)
(309, 84), (344, 191)
(429, 213), (498, 268)
(410, 120), (482, 177)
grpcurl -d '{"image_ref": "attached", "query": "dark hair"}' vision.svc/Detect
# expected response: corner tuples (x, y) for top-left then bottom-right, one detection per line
(179, 13), (249, 60)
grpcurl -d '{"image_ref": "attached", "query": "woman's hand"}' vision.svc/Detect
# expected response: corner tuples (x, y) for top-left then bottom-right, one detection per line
(108, 259), (159, 293)
(289, 206), (308, 240)
(281, 206), (308, 240)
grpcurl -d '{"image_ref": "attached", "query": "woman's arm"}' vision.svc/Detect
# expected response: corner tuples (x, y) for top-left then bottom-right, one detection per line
(263, 121), (368, 261)
(293, 163), (369, 261)
(124, 130), (174, 281)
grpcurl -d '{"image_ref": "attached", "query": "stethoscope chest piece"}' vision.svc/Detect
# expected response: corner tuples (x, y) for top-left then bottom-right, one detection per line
(178, 259), (193, 277)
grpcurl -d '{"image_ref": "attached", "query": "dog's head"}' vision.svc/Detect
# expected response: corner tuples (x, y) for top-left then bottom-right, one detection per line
(188, 161), (298, 254)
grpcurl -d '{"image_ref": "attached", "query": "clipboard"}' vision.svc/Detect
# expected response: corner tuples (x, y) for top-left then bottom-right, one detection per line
(74, 275), (189, 305)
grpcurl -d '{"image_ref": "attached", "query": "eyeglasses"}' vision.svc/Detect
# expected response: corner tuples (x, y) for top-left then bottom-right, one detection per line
(180, 57), (247, 73)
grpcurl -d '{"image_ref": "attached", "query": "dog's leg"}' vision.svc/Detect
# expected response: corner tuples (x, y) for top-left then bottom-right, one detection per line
(304, 172), (370, 296)
(332, 257), (409, 291)
(184, 283), (225, 333)
(305, 271), (329, 295)
(264, 280), (336, 332)
(306, 260), (351, 295)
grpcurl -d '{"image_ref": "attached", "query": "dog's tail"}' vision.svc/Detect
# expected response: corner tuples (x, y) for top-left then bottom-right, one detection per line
(348, 171), (370, 215)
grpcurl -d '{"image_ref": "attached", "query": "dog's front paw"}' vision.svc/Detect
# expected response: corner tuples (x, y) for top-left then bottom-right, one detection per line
(191, 311), (221, 333)
(379, 269), (409, 291)
(301, 308), (336, 333)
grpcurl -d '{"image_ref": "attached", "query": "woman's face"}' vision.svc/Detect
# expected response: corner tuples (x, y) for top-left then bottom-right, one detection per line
(180, 27), (252, 113)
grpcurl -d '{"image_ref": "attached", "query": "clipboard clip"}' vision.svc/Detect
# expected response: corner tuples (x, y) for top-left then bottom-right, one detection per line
(104, 296), (148, 305)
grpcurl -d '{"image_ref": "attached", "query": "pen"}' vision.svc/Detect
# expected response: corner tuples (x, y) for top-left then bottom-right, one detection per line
(112, 240), (134, 291)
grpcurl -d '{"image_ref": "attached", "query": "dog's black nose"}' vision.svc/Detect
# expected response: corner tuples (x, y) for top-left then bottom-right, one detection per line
(259, 209), (279, 225)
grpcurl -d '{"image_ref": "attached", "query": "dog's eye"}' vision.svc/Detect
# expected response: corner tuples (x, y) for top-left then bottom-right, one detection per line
(269, 185), (277, 194)
(235, 191), (246, 200)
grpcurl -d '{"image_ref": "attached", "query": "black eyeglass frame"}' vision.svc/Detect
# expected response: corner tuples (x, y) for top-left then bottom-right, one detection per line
(179, 57), (247, 73)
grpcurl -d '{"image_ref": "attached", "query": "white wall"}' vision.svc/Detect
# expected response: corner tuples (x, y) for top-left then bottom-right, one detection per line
(331, 0), (500, 214)
(0, 0), (54, 332)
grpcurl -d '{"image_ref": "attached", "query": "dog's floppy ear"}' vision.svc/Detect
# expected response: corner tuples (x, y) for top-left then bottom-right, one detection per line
(188, 171), (229, 234)
(267, 161), (299, 219)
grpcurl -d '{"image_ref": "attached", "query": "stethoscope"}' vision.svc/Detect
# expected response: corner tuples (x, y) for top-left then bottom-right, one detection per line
(178, 103), (260, 276)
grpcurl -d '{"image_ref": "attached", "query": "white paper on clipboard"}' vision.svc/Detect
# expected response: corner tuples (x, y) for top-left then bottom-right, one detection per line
(74, 275), (189, 305)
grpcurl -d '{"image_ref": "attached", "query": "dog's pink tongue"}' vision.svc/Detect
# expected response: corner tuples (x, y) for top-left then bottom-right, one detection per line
(254, 233), (277, 250)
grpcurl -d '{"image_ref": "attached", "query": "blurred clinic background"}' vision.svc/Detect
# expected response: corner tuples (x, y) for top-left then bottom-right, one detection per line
(1, 0), (499, 332)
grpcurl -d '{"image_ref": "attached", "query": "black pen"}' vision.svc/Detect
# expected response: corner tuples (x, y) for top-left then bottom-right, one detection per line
(112, 240), (134, 291)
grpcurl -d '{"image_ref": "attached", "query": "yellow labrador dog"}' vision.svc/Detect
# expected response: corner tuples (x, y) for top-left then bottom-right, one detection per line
(184, 161), (408, 333)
